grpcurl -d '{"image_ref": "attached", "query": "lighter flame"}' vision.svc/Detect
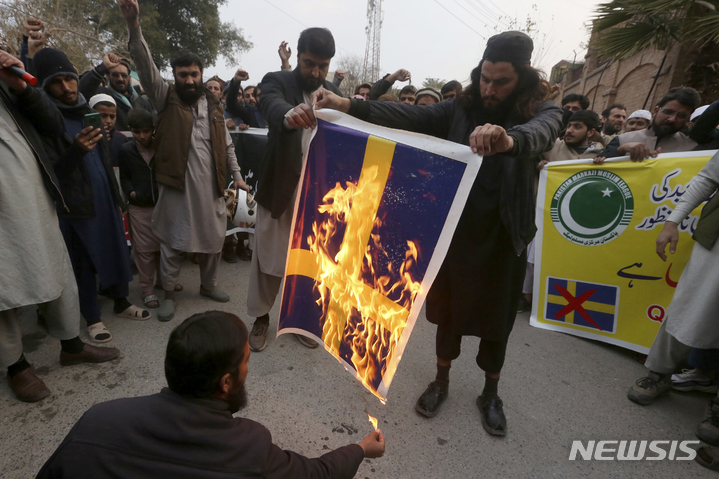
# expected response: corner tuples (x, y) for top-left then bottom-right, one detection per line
(307, 162), (421, 397)
(367, 412), (378, 430)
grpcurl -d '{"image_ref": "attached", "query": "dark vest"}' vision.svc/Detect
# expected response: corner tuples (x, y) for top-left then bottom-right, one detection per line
(154, 87), (228, 197)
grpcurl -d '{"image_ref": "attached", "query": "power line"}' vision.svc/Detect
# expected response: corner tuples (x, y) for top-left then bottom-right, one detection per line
(452, 0), (498, 27)
(466, 0), (510, 28)
(431, 0), (486, 39)
(262, 0), (308, 28)
(261, 0), (357, 58)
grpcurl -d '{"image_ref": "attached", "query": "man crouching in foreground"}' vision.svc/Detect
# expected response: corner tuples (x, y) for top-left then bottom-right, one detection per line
(37, 311), (385, 478)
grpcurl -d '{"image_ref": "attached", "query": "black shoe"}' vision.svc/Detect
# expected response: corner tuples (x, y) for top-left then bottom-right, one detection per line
(477, 395), (506, 436)
(223, 245), (238, 263)
(237, 244), (252, 262)
(415, 381), (448, 418)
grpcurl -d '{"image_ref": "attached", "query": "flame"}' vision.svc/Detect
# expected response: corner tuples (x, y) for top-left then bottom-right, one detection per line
(306, 145), (422, 398)
(367, 412), (378, 430)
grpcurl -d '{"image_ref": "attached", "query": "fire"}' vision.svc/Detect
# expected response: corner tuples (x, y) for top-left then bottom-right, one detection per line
(367, 411), (378, 430)
(306, 150), (422, 399)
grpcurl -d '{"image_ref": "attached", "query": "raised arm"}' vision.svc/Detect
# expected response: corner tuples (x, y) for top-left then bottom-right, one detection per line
(226, 69), (255, 125)
(119, 0), (169, 112)
(369, 69), (411, 100)
(0, 51), (64, 138)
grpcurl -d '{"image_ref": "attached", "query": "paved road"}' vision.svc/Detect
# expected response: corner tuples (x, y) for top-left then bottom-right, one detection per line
(0, 257), (713, 478)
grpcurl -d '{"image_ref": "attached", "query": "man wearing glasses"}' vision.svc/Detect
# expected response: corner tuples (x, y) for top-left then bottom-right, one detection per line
(600, 87), (701, 161)
(79, 52), (154, 131)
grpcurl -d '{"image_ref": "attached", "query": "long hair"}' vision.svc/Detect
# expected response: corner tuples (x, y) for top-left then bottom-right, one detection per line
(459, 60), (551, 123)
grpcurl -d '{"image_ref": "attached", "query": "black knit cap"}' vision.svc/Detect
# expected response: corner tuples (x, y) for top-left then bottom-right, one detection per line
(482, 31), (533, 65)
(33, 48), (79, 90)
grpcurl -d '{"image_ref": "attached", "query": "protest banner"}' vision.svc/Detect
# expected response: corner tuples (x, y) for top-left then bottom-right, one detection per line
(531, 151), (717, 353)
(277, 110), (480, 400)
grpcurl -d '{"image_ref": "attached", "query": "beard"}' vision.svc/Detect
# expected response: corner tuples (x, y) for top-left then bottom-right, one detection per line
(111, 82), (129, 95)
(175, 81), (204, 104)
(603, 122), (621, 135)
(565, 134), (590, 148)
(478, 92), (516, 122)
(652, 119), (679, 137)
(226, 381), (248, 414)
(297, 74), (323, 93)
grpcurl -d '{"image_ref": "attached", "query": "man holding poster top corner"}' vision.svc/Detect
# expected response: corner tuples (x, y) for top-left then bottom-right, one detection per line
(314, 31), (562, 436)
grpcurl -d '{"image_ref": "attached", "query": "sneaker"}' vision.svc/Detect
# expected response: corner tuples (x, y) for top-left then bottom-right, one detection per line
(249, 316), (269, 352)
(697, 399), (719, 446)
(672, 368), (718, 393)
(627, 371), (671, 405)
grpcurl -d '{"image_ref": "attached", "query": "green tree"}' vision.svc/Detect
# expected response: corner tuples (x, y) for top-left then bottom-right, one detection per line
(422, 77), (445, 91)
(0, 0), (251, 72)
(593, 0), (719, 107)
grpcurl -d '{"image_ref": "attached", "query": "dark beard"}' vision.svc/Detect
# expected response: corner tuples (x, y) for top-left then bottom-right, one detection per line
(176, 83), (204, 104)
(111, 83), (129, 95)
(652, 120), (679, 137)
(603, 123), (621, 135)
(227, 381), (248, 414)
(297, 74), (323, 93)
(476, 93), (515, 125)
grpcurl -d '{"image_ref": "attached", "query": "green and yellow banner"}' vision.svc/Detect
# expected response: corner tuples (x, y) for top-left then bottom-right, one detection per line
(531, 151), (717, 353)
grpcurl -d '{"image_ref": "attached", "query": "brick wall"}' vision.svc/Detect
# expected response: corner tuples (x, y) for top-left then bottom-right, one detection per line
(553, 37), (688, 116)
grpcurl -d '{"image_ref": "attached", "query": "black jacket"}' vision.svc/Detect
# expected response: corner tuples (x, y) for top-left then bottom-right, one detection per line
(118, 140), (158, 207)
(225, 79), (265, 128)
(37, 388), (364, 479)
(42, 100), (125, 220)
(78, 63), (154, 131)
(690, 100), (719, 150)
(348, 97), (563, 254)
(0, 83), (68, 212)
(256, 69), (342, 218)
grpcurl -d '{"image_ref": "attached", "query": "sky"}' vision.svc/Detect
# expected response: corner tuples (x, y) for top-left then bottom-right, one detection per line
(207, 0), (599, 89)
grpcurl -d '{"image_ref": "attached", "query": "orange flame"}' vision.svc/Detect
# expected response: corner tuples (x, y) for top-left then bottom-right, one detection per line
(367, 412), (378, 430)
(306, 161), (421, 398)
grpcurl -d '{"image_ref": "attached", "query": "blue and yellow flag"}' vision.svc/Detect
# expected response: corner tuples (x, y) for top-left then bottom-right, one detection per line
(532, 151), (717, 353)
(278, 111), (479, 400)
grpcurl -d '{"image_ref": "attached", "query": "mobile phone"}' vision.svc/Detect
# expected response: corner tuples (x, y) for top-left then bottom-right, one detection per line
(83, 112), (103, 130)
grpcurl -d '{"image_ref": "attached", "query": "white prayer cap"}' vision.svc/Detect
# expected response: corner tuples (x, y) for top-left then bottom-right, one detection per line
(627, 109), (651, 121)
(89, 93), (116, 109)
(691, 105), (710, 122)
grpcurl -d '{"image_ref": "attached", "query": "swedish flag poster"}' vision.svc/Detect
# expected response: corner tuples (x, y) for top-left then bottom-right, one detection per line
(278, 110), (480, 400)
(532, 151), (717, 353)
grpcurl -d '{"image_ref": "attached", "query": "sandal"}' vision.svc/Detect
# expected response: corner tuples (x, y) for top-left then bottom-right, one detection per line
(696, 446), (719, 471)
(115, 304), (151, 321)
(143, 294), (160, 308)
(87, 322), (112, 343)
(154, 283), (184, 292)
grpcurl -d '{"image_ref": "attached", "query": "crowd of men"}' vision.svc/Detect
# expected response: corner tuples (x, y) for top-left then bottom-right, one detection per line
(2, 0), (719, 474)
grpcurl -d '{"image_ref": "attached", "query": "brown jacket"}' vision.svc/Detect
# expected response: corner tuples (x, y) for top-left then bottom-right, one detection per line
(604, 126), (698, 158)
(153, 87), (228, 197)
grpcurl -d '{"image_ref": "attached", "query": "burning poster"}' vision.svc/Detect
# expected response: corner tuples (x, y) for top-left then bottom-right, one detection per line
(278, 109), (480, 400)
